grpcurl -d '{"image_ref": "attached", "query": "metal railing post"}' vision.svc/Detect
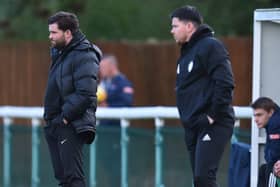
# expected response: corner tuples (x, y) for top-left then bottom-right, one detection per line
(231, 119), (240, 143)
(31, 118), (40, 187)
(89, 122), (99, 187)
(121, 119), (130, 187)
(155, 118), (164, 187)
(3, 117), (12, 187)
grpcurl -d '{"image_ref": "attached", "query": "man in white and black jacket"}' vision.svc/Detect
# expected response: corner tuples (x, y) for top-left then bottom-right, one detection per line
(170, 5), (235, 187)
(43, 11), (102, 187)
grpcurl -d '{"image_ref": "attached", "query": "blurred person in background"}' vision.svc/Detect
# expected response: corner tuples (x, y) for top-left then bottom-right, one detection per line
(43, 11), (101, 187)
(170, 5), (235, 187)
(96, 54), (134, 186)
(251, 97), (280, 187)
(97, 54), (134, 126)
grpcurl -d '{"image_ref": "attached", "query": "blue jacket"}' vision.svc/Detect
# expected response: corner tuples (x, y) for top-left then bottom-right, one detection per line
(99, 74), (133, 126)
(102, 74), (133, 107)
(265, 106), (280, 165)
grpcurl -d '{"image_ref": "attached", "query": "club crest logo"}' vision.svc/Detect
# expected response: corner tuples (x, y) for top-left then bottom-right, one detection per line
(177, 64), (180, 74)
(188, 61), (194, 72)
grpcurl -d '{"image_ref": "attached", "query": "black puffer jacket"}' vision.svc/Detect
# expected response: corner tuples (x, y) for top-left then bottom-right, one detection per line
(176, 25), (235, 129)
(44, 30), (102, 144)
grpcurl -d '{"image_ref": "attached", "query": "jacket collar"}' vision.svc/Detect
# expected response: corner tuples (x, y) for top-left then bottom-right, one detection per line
(50, 30), (86, 62)
(181, 24), (214, 54)
(266, 105), (280, 130)
(61, 30), (86, 53)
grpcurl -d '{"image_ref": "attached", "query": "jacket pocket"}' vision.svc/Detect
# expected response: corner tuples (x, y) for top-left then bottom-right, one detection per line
(71, 109), (96, 132)
(190, 113), (210, 130)
(50, 114), (64, 126)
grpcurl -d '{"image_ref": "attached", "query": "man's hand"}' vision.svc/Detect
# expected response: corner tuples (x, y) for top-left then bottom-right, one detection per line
(273, 160), (280, 177)
(207, 115), (214, 125)
(63, 118), (68, 125)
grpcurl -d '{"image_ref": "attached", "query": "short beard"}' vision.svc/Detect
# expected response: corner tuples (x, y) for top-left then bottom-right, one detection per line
(51, 38), (67, 50)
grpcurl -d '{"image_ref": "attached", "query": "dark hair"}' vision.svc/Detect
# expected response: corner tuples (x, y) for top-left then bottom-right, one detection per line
(48, 11), (79, 33)
(170, 5), (203, 27)
(251, 97), (277, 112)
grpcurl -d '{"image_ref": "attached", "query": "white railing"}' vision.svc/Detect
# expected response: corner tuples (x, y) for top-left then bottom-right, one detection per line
(0, 106), (253, 187)
(0, 106), (252, 119)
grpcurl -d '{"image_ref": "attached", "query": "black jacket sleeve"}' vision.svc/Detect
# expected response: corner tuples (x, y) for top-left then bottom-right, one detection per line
(206, 40), (235, 120)
(62, 52), (99, 122)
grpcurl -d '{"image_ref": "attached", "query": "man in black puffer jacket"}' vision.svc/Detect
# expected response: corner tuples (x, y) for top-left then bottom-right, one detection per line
(170, 5), (235, 187)
(43, 11), (102, 187)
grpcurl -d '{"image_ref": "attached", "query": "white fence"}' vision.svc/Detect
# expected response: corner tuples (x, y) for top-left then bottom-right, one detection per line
(0, 106), (253, 187)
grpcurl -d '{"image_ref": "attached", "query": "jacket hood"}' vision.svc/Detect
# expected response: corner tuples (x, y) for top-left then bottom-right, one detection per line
(181, 24), (214, 53)
(68, 31), (102, 62)
(265, 104), (280, 130)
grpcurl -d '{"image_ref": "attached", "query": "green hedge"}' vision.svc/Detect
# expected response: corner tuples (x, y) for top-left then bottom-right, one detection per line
(0, 0), (279, 41)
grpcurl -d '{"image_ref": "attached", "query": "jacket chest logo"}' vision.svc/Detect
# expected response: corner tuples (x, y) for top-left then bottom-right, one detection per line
(188, 61), (194, 72)
(177, 64), (180, 74)
(269, 134), (280, 140)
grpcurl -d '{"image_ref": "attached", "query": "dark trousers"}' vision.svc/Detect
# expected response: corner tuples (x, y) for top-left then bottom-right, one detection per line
(184, 122), (233, 187)
(44, 124), (86, 187)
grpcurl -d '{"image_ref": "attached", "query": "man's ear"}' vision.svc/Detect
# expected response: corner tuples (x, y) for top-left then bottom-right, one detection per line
(186, 22), (192, 29)
(186, 21), (195, 32)
(268, 109), (274, 117)
(65, 29), (72, 38)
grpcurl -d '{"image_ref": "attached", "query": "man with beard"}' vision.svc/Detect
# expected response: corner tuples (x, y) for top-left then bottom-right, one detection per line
(170, 5), (235, 187)
(43, 11), (102, 187)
